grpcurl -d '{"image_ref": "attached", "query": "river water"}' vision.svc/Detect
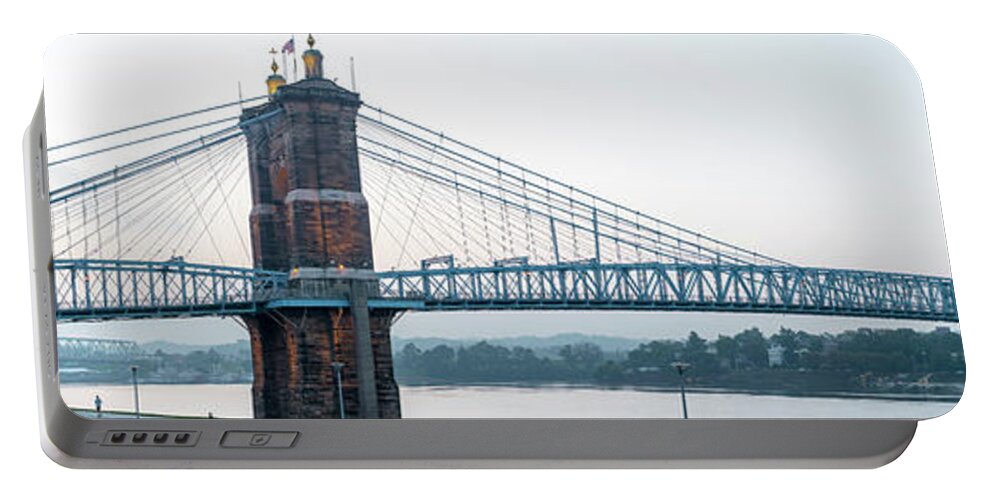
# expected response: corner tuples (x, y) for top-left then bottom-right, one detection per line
(60, 383), (956, 419)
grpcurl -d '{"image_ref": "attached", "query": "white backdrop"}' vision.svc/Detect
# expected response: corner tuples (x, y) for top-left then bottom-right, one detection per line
(0, 1), (989, 497)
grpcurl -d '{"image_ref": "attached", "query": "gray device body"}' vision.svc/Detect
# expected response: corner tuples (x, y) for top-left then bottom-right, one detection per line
(25, 96), (918, 468)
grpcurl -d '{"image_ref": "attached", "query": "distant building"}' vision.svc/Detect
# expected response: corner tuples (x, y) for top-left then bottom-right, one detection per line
(768, 343), (786, 367)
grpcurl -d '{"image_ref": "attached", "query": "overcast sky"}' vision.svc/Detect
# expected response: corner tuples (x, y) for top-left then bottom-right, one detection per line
(45, 34), (956, 344)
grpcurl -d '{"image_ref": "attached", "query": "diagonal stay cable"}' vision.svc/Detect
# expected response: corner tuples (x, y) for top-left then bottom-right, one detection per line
(49, 115), (239, 167)
(49, 95), (267, 152)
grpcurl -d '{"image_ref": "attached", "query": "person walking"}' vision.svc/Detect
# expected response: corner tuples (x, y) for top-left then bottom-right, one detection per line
(94, 394), (103, 417)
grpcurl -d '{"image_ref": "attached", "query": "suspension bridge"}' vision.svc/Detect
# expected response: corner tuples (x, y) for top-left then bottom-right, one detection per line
(47, 99), (958, 324)
(45, 37), (957, 418)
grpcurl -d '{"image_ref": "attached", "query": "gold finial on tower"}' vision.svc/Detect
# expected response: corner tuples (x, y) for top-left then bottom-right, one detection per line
(266, 47), (286, 97)
(302, 34), (325, 79)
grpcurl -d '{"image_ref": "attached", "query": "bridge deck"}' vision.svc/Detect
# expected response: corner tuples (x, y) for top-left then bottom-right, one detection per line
(53, 259), (957, 323)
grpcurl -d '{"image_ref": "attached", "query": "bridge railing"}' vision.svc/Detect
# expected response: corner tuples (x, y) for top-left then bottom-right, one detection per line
(377, 262), (958, 322)
(54, 259), (288, 321)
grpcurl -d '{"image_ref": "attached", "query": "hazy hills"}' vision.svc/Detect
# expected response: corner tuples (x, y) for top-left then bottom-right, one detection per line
(139, 339), (250, 357)
(392, 333), (647, 354)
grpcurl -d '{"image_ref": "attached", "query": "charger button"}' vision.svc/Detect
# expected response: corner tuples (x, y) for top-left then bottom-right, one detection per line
(220, 431), (298, 448)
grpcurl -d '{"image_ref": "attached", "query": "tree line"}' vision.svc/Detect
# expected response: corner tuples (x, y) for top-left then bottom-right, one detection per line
(393, 327), (965, 394)
(59, 346), (254, 385)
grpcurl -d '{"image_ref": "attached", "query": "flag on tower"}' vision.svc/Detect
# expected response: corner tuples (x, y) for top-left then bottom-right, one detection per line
(283, 36), (298, 80)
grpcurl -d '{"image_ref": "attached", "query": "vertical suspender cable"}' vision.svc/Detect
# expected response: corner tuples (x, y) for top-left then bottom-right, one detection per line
(114, 167), (122, 258)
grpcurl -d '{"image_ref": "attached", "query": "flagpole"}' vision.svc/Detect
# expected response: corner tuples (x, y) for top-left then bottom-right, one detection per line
(350, 56), (357, 92)
(282, 50), (288, 82)
(292, 35), (298, 81)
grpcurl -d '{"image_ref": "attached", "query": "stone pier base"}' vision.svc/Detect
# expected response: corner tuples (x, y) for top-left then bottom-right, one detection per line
(244, 305), (401, 419)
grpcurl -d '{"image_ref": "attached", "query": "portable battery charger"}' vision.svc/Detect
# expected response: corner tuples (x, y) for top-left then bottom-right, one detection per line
(24, 34), (963, 468)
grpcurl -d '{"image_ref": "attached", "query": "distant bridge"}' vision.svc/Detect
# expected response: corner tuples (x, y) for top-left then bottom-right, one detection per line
(57, 337), (142, 362)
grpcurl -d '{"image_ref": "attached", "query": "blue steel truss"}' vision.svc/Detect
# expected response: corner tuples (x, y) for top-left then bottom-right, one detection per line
(376, 262), (958, 322)
(54, 259), (958, 323)
(54, 259), (286, 321)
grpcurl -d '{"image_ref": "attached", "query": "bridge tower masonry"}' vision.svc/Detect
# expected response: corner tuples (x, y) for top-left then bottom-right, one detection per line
(238, 36), (400, 418)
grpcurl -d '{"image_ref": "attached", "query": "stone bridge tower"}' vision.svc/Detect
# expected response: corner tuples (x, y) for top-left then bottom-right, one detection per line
(238, 36), (400, 418)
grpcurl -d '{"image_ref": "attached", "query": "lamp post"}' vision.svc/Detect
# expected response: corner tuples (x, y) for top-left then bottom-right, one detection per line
(330, 361), (346, 419)
(130, 365), (141, 419)
(671, 362), (691, 419)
